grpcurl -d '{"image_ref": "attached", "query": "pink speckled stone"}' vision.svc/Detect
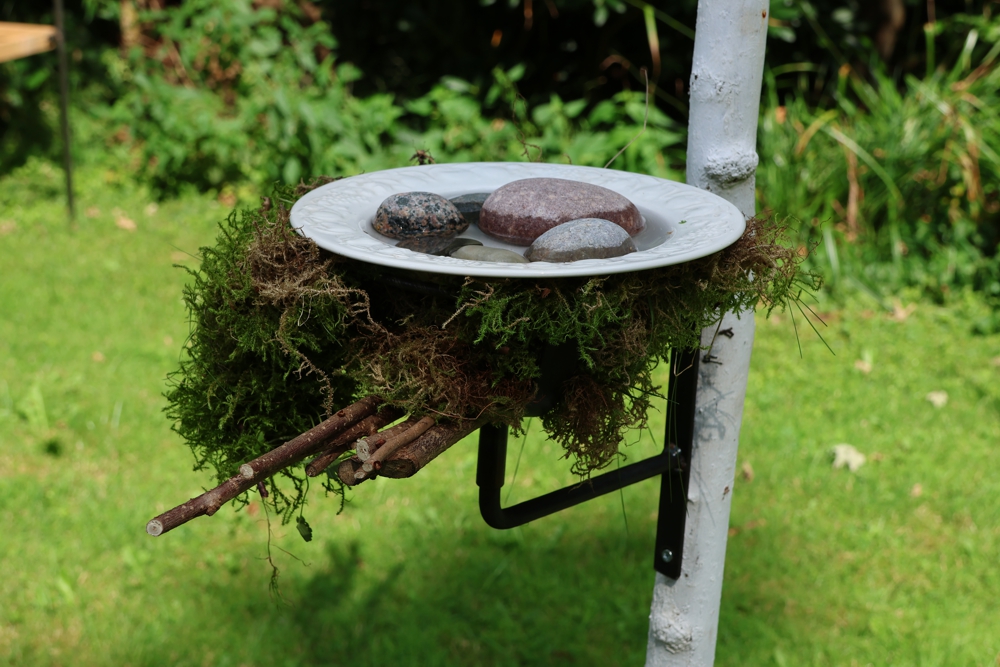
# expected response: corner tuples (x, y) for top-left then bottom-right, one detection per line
(478, 178), (643, 246)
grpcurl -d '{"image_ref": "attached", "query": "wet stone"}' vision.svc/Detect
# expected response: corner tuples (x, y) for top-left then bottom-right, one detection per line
(479, 178), (643, 246)
(438, 238), (484, 256)
(396, 237), (484, 256)
(395, 236), (456, 254)
(374, 192), (468, 239)
(525, 218), (638, 263)
(449, 193), (491, 226)
(451, 245), (529, 264)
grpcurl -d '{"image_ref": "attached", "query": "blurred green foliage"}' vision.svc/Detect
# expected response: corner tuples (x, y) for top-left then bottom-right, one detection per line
(757, 12), (1000, 325)
(399, 67), (683, 177)
(0, 0), (681, 191)
(103, 0), (401, 189)
(101, 16), (683, 191)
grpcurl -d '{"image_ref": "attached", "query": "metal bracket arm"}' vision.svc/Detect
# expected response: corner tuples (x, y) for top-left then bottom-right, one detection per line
(475, 348), (699, 579)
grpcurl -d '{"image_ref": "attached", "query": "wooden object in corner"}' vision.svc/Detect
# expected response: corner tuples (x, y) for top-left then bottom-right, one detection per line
(0, 23), (57, 63)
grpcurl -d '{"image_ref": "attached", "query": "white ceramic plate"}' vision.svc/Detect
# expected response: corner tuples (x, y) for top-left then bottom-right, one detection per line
(290, 162), (746, 278)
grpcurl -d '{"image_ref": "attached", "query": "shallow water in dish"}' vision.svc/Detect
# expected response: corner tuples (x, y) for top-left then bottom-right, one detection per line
(363, 195), (674, 257)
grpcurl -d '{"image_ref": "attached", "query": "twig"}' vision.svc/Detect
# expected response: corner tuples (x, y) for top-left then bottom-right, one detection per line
(604, 67), (650, 169)
(304, 406), (404, 477)
(381, 417), (487, 477)
(356, 416), (436, 480)
(356, 417), (419, 462)
(337, 457), (364, 486)
(146, 473), (259, 537)
(339, 418), (487, 485)
(147, 396), (379, 536)
(238, 396), (380, 480)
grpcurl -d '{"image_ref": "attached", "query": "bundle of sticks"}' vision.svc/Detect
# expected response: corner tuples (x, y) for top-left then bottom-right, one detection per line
(146, 396), (484, 536)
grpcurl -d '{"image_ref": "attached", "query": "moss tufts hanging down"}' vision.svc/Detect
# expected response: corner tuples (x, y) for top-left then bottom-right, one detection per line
(165, 177), (812, 521)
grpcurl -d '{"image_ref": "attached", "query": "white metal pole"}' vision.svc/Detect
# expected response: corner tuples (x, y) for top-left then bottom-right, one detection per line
(645, 1), (769, 665)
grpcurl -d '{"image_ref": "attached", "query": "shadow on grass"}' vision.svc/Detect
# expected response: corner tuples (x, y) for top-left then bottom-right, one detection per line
(278, 510), (800, 666)
(285, 521), (657, 667)
(112, 492), (796, 667)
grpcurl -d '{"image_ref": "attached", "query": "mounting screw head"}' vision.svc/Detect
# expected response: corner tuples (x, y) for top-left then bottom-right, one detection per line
(661, 549), (674, 563)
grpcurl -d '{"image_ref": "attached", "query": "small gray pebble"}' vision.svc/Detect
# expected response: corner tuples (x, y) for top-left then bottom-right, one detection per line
(449, 192), (491, 226)
(525, 218), (637, 263)
(437, 238), (484, 256)
(374, 192), (468, 239)
(451, 245), (529, 264)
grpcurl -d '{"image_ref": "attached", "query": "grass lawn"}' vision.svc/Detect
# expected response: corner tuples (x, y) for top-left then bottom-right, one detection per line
(1, 162), (999, 666)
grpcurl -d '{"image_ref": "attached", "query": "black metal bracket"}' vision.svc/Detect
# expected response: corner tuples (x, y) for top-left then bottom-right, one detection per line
(476, 347), (700, 579)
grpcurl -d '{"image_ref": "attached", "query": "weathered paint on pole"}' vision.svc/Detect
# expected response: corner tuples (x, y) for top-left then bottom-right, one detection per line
(644, 311), (755, 665)
(645, 1), (768, 665)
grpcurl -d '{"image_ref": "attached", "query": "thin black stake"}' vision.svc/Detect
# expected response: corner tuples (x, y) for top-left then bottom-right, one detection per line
(54, 0), (75, 222)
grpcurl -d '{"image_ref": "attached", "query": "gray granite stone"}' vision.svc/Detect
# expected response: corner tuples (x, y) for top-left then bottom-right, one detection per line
(525, 218), (637, 263)
(479, 178), (643, 245)
(449, 192), (491, 226)
(451, 245), (530, 264)
(374, 192), (468, 239)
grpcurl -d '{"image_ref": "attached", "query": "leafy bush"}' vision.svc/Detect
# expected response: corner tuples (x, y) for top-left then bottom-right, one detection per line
(757, 13), (1000, 315)
(99, 0), (681, 192)
(100, 0), (398, 190)
(400, 66), (683, 178)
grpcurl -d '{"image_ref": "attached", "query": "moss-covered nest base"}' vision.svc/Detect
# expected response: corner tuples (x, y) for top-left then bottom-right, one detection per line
(165, 177), (810, 521)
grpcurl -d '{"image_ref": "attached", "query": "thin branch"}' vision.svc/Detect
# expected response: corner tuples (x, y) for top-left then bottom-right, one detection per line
(238, 396), (380, 480)
(356, 416), (436, 480)
(339, 418), (486, 486)
(376, 417), (486, 478)
(305, 406), (404, 477)
(337, 457), (364, 486)
(147, 396), (380, 536)
(146, 473), (258, 537)
(356, 417), (420, 462)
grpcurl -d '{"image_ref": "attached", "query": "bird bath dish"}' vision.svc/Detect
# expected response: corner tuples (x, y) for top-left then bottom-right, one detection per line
(290, 162), (746, 278)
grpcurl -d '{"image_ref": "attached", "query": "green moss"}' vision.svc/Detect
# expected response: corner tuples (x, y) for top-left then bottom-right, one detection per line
(165, 179), (812, 519)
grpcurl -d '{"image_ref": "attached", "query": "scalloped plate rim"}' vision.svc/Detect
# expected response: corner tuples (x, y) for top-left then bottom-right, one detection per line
(290, 162), (746, 278)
